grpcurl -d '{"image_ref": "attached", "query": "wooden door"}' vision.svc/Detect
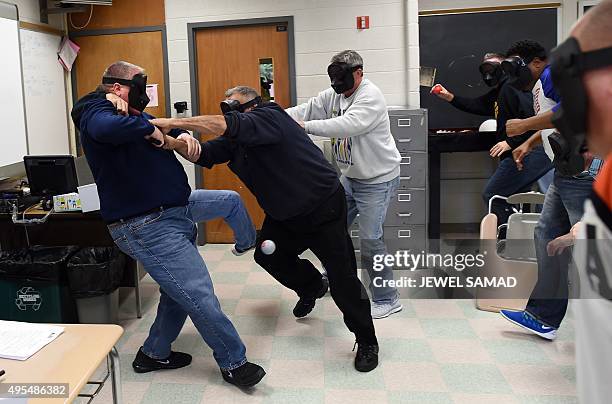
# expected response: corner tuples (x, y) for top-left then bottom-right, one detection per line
(73, 31), (167, 118)
(195, 23), (290, 243)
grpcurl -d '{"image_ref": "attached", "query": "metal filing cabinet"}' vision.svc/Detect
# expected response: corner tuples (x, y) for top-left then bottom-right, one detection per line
(386, 108), (428, 258)
(345, 109), (428, 268)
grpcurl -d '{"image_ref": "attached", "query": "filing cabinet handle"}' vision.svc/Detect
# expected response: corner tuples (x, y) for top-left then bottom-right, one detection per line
(355, 249), (361, 254)
(350, 230), (359, 238)
(398, 193), (412, 202)
(400, 156), (412, 165)
(397, 213), (413, 217)
(397, 118), (411, 127)
(400, 176), (412, 181)
(398, 138), (412, 143)
(398, 230), (412, 238)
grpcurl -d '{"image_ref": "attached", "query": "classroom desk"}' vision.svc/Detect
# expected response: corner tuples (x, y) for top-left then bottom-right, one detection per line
(0, 323), (123, 403)
(428, 131), (498, 246)
(0, 206), (143, 318)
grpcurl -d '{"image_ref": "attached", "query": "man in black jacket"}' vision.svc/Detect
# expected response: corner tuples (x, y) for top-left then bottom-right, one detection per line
(431, 53), (553, 227)
(151, 86), (380, 372)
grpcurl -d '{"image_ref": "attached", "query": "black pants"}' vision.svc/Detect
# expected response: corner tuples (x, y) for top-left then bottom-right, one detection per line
(254, 186), (377, 344)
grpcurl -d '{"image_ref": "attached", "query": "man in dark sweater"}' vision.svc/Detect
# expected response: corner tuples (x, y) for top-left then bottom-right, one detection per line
(151, 86), (380, 373)
(71, 61), (265, 388)
(431, 53), (553, 226)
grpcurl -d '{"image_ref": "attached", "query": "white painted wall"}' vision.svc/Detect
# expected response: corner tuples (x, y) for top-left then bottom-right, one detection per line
(164, 0), (419, 187)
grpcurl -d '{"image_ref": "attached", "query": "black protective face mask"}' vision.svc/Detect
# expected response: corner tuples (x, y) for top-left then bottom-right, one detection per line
(102, 73), (150, 112)
(550, 37), (612, 175)
(327, 62), (362, 94)
(501, 56), (534, 90)
(479, 61), (504, 87)
(220, 96), (262, 114)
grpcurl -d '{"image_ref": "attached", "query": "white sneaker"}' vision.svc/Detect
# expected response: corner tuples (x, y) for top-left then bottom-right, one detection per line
(371, 300), (403, 319)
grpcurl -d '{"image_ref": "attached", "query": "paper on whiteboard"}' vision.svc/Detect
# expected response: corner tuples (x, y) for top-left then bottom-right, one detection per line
(146, 84), (159, 108)
(0, 321), (64, 361)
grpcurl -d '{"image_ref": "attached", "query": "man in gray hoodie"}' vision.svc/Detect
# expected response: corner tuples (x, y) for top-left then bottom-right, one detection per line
(287, 50), (402, 319)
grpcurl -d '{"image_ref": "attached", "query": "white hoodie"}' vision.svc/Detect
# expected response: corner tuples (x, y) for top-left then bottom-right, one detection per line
(286, 79), (401, 184)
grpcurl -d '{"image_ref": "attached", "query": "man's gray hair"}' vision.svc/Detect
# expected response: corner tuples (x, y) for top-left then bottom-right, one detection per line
(224, 86), (259, 101)
(97, 61), (143, 92)
(330, 50), (363, 68)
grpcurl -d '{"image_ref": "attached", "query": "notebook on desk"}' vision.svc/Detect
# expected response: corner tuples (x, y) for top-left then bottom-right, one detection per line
(0, 321), (64, 361)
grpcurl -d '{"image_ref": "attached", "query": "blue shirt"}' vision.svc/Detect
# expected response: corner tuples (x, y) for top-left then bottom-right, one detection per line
(71, 91), (191, 222)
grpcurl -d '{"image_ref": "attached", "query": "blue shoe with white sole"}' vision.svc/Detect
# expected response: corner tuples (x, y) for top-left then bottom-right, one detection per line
(500, 310), (557, 340)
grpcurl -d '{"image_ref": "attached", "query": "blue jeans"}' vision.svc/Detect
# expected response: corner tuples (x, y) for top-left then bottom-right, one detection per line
(525, 172), (594, 329)
(188, 189), (256, 250)
(342, 175), (400, 304)
(483, 146), (553, 225)
(107, 205), (247, 370)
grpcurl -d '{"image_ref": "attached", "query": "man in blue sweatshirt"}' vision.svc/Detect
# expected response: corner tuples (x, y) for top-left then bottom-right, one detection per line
(71, 61), (265, 388)
(152, 86), (380, 372)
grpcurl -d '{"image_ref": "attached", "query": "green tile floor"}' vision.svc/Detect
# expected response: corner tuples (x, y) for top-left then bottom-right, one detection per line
(82, 245), (577, 404)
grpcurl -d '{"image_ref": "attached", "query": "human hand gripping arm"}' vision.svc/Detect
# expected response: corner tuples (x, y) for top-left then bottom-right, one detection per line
(150, 116), (227, 136)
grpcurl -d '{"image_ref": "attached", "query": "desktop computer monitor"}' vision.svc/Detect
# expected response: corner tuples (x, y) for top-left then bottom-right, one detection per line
(23, 155), (78, 197)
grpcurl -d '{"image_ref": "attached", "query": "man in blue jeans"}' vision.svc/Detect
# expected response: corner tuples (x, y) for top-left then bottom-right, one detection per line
(498, 39), (604, 339)
(71, 61), (265, 388)
(286, 50), (402, 319)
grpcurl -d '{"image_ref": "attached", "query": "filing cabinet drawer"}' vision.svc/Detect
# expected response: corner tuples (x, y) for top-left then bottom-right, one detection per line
(399, 152), (427, 189)
(393, 133), (426, 152)
(385, 189), (427, 225)
(389, 111), (427, 151)
(384, 225), (428, 254)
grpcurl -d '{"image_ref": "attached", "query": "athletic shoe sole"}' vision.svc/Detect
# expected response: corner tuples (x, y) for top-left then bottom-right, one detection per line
(355, 358), (379, 372)
(222, 368), (266, 388)
(132, 362), (190, 373)
(500, 311), (557, 340)
(231, 245), (255, 256)
(372, 304), (403, 319)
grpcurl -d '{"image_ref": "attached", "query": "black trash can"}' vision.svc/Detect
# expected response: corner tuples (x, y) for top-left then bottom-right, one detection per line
(0, 246), (79, 323)
(67, 247), (125, 324)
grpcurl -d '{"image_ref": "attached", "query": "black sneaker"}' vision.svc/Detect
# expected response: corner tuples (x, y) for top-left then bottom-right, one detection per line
(353, 342), (379, 372)
(221, 362), (266, 388)
(132, 347), (192, 373)
(231, 244), (256, 256)
(293, 276), (329, 318)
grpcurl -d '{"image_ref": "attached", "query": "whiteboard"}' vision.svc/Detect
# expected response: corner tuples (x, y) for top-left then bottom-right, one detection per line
(20, 28), (70, 156)
(0, 8), (28, 167)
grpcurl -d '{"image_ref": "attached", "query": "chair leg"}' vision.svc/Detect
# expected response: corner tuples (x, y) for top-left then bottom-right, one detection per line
(109, 347), (123, 404)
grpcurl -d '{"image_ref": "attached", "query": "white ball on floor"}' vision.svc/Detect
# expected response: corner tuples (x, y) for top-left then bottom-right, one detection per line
(260, 240), (276, 255)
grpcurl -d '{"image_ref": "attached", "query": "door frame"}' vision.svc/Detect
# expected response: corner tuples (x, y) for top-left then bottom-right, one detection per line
(187, 16), (297, 244)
